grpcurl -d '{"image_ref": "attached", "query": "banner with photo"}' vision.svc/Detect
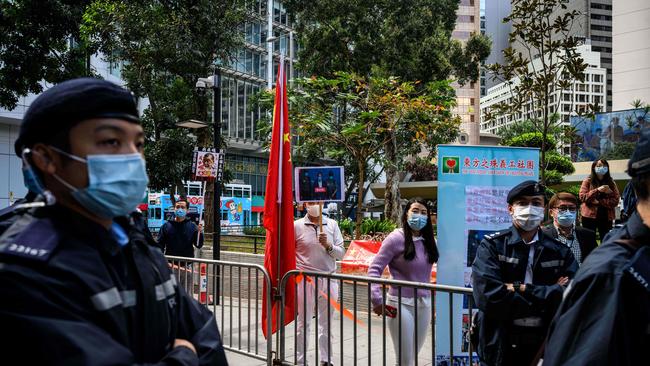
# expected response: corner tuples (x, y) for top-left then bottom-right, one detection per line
(436, 145), (539, 365)
(570, 108), (649, 161)
(294, 166), (345, 202)
(191, 147), (225, 181)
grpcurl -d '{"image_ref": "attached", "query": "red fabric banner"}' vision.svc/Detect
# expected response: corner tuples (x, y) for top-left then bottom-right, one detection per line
(262, 57), (296, 338)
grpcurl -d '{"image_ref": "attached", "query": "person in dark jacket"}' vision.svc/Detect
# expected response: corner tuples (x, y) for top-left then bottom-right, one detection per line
(158, 198), (204, 258)
(621, 180), (637, 222)
(472, 180), (577, 366)
(543, 192), (597, 266)
(0, 78), (227, 365)
(543, 130), (650, 366)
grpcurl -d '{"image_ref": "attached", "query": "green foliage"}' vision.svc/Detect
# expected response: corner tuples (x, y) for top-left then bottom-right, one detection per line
(243, 226), (266, 236)
(360, 219), (397, 235)
(563, 185), (582, 202)
(603, 142), (636, 161)
(285, 0), (490, 85)
(338, 218), (354, 235)
(254, 73), (460, 237)
(0, 1), (93, 109)
(484, 0), (599, 184)
(545, 152), (575, 175)
(405, 158), (438, 181)
(82, 0), (245, 191)
(503, 132), (557, 151)
(502, 129), (575, 185)
(544, 170), (565, 187)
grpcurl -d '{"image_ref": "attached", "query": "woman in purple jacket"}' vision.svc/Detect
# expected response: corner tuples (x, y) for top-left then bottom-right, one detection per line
(368, 197), (439, 365)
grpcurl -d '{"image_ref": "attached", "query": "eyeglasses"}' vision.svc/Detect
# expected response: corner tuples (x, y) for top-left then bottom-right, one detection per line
(554, 206), (577, 213)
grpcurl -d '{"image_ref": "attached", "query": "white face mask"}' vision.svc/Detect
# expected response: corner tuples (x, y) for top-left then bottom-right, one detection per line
(306, 205), (321, 217)
(512, 204), (544, 231)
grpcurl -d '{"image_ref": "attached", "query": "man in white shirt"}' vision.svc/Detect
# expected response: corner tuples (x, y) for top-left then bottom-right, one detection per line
(294, 201), (345, 366)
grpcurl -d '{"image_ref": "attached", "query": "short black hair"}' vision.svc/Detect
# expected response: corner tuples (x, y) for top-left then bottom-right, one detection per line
(175, 197), (190, 208)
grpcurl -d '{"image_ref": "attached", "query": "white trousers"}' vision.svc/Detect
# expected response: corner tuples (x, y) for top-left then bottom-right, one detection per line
(386, 296), (432, 366)
(296, 277), (339, 365)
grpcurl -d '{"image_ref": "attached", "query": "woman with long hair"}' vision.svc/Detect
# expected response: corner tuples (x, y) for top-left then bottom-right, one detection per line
(368, 197), (439, 366)
(579, 158), (620, 239)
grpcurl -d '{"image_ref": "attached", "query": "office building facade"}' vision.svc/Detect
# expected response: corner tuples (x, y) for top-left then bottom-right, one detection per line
(480, 44), (606, 154)
(612, 0), (650, 110)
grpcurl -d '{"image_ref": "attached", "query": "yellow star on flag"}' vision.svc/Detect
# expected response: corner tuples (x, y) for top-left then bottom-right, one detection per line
(283, 133), (290, 143)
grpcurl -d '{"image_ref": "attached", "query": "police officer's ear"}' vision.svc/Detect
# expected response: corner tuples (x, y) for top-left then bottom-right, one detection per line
(30, 143), (60, 176)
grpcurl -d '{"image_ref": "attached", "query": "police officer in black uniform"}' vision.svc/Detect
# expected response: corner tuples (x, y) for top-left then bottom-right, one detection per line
(0, 78), (227, 365)
(543, 130), (650, 365)
(472, 180), (577, 366)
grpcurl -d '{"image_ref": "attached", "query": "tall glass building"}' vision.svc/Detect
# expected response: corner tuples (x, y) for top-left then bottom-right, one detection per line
(217, 0), (298, 222)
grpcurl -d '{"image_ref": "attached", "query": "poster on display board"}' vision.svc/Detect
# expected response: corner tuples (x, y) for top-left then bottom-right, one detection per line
(436, 145), (539, 365)
(570, 108), (649, 162)
(220, 197), (251, 226)
(191, 148), (225, 180)
(294, 166), (345, 202)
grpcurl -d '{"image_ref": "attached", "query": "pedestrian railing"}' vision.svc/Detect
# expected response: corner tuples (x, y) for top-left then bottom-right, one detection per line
(165, 256), (475, 366)
(165, 255), (273, 364)
(277, 270), (475, 366)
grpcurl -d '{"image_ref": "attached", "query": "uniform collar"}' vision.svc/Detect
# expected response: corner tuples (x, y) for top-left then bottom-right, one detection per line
(626, 211), (650, 242)
(40, 205), (129, 256)
(506, 225), (541, 246)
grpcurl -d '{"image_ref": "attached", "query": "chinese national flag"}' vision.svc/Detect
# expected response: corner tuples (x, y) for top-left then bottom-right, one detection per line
(262, 57), (296, 338)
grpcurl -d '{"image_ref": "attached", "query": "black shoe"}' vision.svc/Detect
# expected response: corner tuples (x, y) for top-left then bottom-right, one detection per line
(319, 362), (333, 366)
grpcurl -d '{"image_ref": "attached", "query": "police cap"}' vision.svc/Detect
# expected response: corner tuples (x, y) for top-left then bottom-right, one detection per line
(628, 129), (650, 177)
(14, 78), (139, 156)
(507, 180), (546, 204)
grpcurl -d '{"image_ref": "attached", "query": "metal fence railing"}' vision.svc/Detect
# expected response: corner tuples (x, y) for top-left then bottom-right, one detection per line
(165, 256), (475, 366)
(219, 235), (353, 255)
(166, 255), (273, 364)
(277, 270), (475, 366)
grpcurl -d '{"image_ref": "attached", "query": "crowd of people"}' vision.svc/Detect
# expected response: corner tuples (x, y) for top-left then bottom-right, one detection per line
(0, 76), (647, 366)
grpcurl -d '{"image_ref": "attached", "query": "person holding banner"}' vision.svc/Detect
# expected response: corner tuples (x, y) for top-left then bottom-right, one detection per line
(472, 180), (577, 366)
(294, 201), (345, 366)
(368, 197), (439, 366)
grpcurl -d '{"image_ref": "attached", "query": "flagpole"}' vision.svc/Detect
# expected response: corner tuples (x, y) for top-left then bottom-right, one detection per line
(275, 53), (286, 361)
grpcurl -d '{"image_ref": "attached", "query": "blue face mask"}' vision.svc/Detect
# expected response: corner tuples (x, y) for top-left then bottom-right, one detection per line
(175, 208), (187, 218)
(407, 213), (427, 231)
(557, 210), (577, 227)
(50, 147), (149, 219)
(595, 166), (608, 175)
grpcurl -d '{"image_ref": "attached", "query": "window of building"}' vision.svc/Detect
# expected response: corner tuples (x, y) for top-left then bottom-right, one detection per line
(590, 14), (612, 21)
(590, 3), (612, 10)
(591, 25), (612, 32)
(457, 15), (475, 23)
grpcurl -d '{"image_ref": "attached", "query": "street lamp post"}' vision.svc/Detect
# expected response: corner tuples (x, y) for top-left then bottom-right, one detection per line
(211, 67), (222, 262)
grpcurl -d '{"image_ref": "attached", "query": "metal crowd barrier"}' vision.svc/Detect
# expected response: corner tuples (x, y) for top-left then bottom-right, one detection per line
(278, 270), (475, 366)
(165, 255), (273, 364)
(165, 256), (475, 366)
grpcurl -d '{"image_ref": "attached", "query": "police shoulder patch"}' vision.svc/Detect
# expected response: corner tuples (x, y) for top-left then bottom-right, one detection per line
(624, 246), (650, 292)
(0, 217), (60, 261)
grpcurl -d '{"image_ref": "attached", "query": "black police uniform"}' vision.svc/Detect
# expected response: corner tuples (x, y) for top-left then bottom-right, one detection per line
(543, 211), (650, 365)
(0, 205), (228, 365)
(471, 181), (578, 366)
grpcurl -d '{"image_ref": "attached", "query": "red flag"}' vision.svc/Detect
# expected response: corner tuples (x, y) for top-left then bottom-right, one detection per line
(262, 57), (296, 338)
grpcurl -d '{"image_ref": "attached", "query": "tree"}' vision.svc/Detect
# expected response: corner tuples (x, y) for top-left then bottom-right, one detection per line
(285, 0), (489, 84)
(484, 0), (599, 184)
(501, 131), (575, 186)
(256, 73), (459, 237)
(82, 0), (245, 238)
(285, 0), (490, 220)
(0, 0), (93, 110)
(371, 79), (461, 223)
